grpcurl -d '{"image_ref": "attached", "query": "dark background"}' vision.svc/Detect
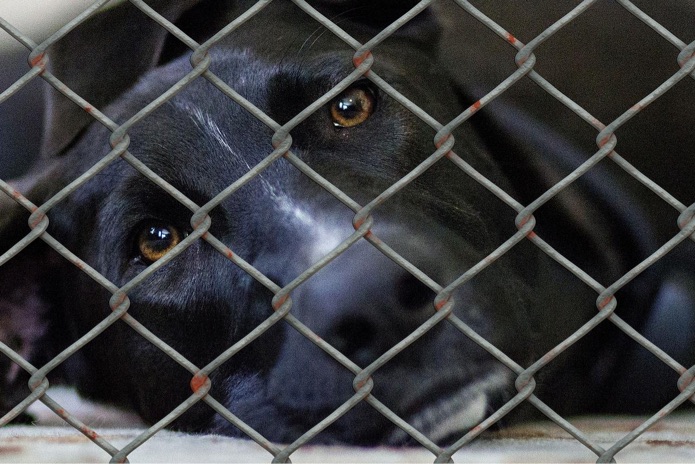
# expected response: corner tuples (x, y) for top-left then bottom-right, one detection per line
(434, 0), (695, 245)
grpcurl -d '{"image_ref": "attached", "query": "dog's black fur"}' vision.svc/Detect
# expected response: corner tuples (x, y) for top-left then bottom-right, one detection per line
(1, 0), (693, 445)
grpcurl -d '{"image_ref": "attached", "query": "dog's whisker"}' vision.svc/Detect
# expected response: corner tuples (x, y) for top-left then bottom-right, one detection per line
(296, 7), (365, 55)
(306, 28), (329, 53)
(297, 25), (326, 56)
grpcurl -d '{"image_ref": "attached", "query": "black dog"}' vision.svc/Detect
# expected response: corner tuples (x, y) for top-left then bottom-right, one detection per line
(1, 0), (692, 446)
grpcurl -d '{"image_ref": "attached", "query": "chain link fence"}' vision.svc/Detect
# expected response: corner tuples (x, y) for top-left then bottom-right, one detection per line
(1, 0), (694, 462)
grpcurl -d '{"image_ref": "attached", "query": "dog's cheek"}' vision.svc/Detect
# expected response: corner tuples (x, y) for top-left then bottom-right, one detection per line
(122, 247), (266, 358)
(117, 262), (276, 428)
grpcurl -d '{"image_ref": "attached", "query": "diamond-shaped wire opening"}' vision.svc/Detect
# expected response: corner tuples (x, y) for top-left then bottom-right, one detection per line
(528, 1), (686, 118)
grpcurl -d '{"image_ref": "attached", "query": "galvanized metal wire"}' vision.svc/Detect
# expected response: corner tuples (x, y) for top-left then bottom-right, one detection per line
(1, 0), (694, 462)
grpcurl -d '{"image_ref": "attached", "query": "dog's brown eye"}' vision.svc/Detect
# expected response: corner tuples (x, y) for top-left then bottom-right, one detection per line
(330, 85), (376, 128)
(137, 224), (182, 263)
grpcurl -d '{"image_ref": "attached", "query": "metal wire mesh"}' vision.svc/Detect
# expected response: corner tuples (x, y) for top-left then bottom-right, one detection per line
(0, 0), (694, 462)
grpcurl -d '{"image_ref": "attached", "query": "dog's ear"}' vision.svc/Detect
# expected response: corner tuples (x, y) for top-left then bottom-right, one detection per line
(0, 170), (65, 421)
(0, 250), (51, 422)
(467, 99), (656, 286)
(464, 98), (674, 407)
(3, 0), (211, 412)
(42, 0), (203, 158)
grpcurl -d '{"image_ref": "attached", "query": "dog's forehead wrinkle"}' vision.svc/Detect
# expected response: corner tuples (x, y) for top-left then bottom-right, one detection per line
(169, 102), (340, 248)
(168, 100), (344, 239)
(169, 99), (283, 202)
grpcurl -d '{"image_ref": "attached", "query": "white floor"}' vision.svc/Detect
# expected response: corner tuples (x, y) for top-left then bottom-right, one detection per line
(1, 388), (693, 463)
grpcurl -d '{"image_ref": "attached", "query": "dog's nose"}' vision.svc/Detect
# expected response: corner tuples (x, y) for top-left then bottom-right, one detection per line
(262, 225), (469, 416)
(294, 241), (438, 366)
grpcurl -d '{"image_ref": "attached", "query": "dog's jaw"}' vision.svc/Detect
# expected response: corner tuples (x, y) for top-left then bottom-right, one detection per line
(386, 364), (512, 445)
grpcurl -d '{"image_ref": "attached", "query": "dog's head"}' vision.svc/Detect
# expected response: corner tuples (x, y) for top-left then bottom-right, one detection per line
(1, 0), (656, 444)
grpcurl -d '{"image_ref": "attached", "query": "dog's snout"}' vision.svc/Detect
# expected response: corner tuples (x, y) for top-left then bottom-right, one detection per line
(261, 231), (460, 425)
(294, 243), (438, 366)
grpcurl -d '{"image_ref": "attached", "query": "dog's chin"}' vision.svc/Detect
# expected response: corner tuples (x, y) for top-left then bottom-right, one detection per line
(385, 364), (514, 446)
(213, 365), (513, 446)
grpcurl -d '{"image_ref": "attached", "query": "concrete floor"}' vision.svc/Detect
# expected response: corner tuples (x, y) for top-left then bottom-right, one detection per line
(2, 415), (695, 463)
